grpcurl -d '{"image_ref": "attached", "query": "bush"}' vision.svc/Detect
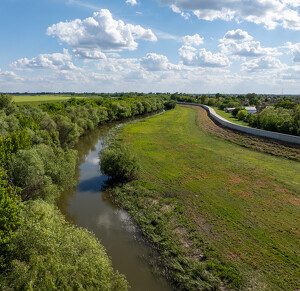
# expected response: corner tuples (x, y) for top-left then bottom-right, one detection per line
(164, 100), (177, 110)
(3, 200), (128, 290)
(232, 107), (244, 117)
(236, 109), (248, 121)
(100, 143), (139, 180)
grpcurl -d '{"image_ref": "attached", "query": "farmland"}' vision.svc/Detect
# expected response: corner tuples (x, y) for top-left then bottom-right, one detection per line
(115, 105), (300, 290)
(11, 95), (83, 104)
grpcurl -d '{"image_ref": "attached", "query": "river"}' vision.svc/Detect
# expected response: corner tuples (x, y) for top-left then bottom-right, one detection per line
(57, 120), (174, 291)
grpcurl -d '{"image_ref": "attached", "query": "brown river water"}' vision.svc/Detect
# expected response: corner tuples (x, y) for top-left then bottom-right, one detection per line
(57, 119), (174, 291)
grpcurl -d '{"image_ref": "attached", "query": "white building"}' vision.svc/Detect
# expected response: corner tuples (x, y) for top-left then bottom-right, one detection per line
(245, 107), (257, 114)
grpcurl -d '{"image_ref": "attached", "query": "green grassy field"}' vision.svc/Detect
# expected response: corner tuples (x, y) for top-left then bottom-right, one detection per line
(12, 95), (83, 104)
(119, 106), (300, 290)
(212, 106), (250, 126)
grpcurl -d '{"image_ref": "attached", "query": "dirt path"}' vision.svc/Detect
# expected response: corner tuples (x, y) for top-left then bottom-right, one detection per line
(181, 104), (300, 162)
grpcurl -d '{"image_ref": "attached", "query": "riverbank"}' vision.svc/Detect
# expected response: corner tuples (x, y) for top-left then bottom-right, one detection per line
(0, 94), (168, 290)
(58, 121), (174, 291)
(109, 105), (300, 290)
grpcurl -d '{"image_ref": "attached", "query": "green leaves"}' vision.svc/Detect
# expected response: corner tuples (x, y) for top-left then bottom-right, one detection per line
(0, 169), (21, 254)
(0, 131), (32, 167)
(4, 200), (128, 290)
(100, 143), (139, 181)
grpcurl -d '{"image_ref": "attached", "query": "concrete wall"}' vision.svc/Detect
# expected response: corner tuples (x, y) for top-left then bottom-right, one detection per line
(178, 102), (300, 145)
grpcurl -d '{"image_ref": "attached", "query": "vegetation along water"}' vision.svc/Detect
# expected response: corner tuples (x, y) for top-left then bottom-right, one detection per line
(1, 92), (299, 290)
(0, 93), (173, 290)
(101, 104), (300, 290)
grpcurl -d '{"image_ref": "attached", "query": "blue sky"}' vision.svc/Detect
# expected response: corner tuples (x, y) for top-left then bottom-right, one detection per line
(1, 0), (300, 94)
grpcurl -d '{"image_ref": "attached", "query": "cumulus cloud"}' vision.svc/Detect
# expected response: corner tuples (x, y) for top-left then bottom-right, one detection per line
(242, 56), (284, 72)
(220, 29), (253, 42)
(140, 53), (181, 71)
(219, 41), (280, 57)
(159, 0), (300, 30)
(11, 49), (79, 71)
(285, 42), (300, 62)
(219, 29), (280, 58)
(73, 48), (106, 59)
(47, 9), (157, 55)
(179, 45), (231, 67)
(182, 34), (204, 46)
(0, 69), (23, 81)
(126, 0), (137, 5)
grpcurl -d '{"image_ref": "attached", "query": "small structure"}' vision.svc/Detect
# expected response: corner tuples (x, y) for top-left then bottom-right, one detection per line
(224, 107), (257, 114)
(245, 107), (257, 114)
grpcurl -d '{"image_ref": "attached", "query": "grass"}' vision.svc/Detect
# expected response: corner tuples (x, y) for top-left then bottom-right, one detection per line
(12, 95), (84, 105)
(212, 106), (250, 127)
(117, 106), (300, 290)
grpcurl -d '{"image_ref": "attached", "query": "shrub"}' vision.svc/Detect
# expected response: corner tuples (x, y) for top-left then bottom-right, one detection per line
(164, 100), (177, 110)
(100, 143), (139, 180)
(236, 109), (248, 121)
(232, 107), (244, 117)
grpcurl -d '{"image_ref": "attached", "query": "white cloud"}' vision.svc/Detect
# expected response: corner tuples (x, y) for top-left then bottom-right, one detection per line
(219, 30), (280, 58)
(140, 53), (181, 71)
(219, 41), (280, 57)
(242, 56), (284, 72)
(97, 57), (139, 73)
(283, 0), (300, 7)
(126, 0), (137, 6)
(193, 8), (234, 21)
(285, 42), (300, 62)
(182, 34), (204, 46)
(73, 48), (106, 59)
(159, 0), (300, 30)
(170, 4), (190, 19)
(11, 49), (79, 71)
(280, 65), (300, 80)
(220, 29), (253, 42)
(0, 69), (23, 81)
(47, 9), (157, 54)
(179, 45), (231, 67)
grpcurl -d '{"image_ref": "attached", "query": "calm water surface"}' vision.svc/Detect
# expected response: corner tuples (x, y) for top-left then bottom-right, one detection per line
(58, 122), (174, 291)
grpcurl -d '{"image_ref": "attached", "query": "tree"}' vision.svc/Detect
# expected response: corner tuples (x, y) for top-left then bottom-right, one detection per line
(0, 95), (17, 115)
(0, 169), (21, 269)
(4, 200), (128, 290)
(237, 109), (248, 121)
(100, 143), (139, 180)
(164, 100), (177, 109)
(232, 107), (245, 117)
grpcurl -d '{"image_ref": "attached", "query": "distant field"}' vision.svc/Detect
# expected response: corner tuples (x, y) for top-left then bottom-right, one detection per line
(120, 105), (300, 290)
(212, 106), (250, 127)
(12, 95), (84, 104)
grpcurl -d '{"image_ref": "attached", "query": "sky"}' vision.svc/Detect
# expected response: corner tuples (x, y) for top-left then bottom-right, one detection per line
(0, 0), (300, 94)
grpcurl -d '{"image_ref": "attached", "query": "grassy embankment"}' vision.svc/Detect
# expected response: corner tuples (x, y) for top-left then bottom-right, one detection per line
(12, 95), (84, 105)
(114, 105), (300, 290)
(212, 106), (249, 127)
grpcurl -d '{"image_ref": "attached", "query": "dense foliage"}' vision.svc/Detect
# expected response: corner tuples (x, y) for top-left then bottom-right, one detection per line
(100, 143), (139, 180)
(0, 93), (170, 290)
(2, 200), (128, 290)
(0, 170), (21, 269)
